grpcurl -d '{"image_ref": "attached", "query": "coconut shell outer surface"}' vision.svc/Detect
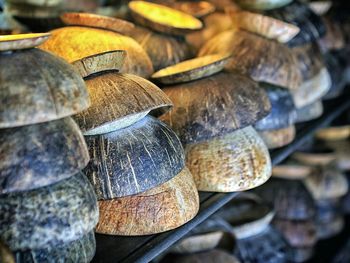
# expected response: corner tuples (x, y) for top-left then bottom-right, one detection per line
(13, 231), (96, 263)
(74, 73), (172, 135)
(39, 26), (154, 78)
(84, 116), (185, 199)
(296, 100), (323, 123)
(0, 173), (99, 251)
(235, 0), (292, 10)
(96, 167), (199, 235)
(160, 72), (271, 145)
(199, 29), (302, 90)
(0, 117), (89, 194)
(186, 126), (272, 192)
(258, 125), (296, 149)
(0, 48), (89, 128)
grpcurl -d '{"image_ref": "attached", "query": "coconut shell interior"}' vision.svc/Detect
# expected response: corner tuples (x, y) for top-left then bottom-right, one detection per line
(0, 32), (49, 51)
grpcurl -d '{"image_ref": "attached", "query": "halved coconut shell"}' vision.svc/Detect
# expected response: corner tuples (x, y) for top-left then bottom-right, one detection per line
(186, 126), (272, 192)
(13, 231), (96, 263)
(234, 0), (292, 10)
(61, 12), (135, 35)
(0, 32), (49, 51)
(169, 1), (216, 18)
(0, 117), (89, 194)
(258, 125), (296, 149)
(292, 147), (336, 166)
(0, 241), (14, 263)
(128, 1), (203, 36)
(39, 26), (154, 78)
(296, 100), (323, 123)
(272, 160), (314, 180)
(84, 116), (185, 199)
(316, 126), (350, 141)
(71, 50), (126, 78)
(161, 250), (240, 263)
(74, 73), (172, 135)
(96, 167), (199, 235)
(160, 72), (271, 145)
(152, 54), (231, 85)
(0, 48), (89, 128)
(229, 10), (300, 43)
(199, 29), (302, 90)
(254, 83), (297, 131)
(0, 173), (98, 250)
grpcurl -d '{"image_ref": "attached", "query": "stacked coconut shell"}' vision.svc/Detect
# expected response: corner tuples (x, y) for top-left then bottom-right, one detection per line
(0, 33), (99, 262)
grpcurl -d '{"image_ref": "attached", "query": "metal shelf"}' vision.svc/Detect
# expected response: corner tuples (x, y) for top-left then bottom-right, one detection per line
(92, 94), (350, 263)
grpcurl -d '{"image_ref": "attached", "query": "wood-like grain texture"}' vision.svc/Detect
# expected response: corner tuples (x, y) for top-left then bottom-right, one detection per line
(96, 167), (199, 235)
(296, 100), (323, 123)
(0, 173), (99, 251)
(39, 26), (154, 78)
(258, 125), (296, 149)
(0, 241), (14, 263)
(0, 48), (89, 128)
(263, 0), (326, 47)
(84, 116), (185, 199)
(71, 50), (126, 78)
(229, 10), (300, 43)
(0, 32), (49, 51)
(0, 117), (89, 194)
(254, 83), (297, 131)
(61, 12), (135, 35)
(199, 29), (302, 90)
(13, 231), (96, 263)
(125, 25), (193, 71)
(168, 1), (215, 18)
(186, 126), (272, 192)
(161, 249), (240, 263)
(235, 0), (292, 10)
(129, 1), (203, 36)
(152, 54), (231, 85)
(74, 73), (172, 135)
(160, 72), (271, 144)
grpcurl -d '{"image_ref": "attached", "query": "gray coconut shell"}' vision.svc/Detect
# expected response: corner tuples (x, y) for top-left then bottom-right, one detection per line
(0, 48), (89, 128)
(0, 117), (89, 194)
(84, 116), (185, 199)
(0, 173), (99, 251)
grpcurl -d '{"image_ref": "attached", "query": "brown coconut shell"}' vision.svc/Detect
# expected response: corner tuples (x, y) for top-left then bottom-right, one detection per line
(74, 72), (172, 135)
(258, 125), (296, 149)
(186, 126), (272, 192)
(318, 16), (345, 52)
(160, 72), (271, 145)
(0, 48), (89, 128)
(96, 167), (199, 235)
(168, 1), (216, 18)
(272, 161), (314, 180)
(128, 1), (203, 36)
(315, 126), (350, 141)
(199, 29), (302, 90)
(39, 26), (153, 78)
(0, 32), (49, 51)
(292, 147), (336, 166)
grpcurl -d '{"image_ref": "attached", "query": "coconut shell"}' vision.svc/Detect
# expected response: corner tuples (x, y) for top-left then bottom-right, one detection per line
(84, 116), (185, 199)
(0, 117), (89, 194)
(123, 25), (193, 72)
(39, 26), (154, 78)
(292, 146), (336, 166)
(161, 250), (240, 263)
(308, 1), (332, 16)
(323, 52), (346, 100)
(128, 1), (203, 36)
(0, 241), (14, 263)
(168, 1), (216, 18)
(160, 72), (271, 145)
(186, 126), (272, 192)
(13, 231), (96, 263)
(316, 126), (350, 141)
(254, 83), (297, 131)
(96, 167), (199, 235)
(0, 32), (49, 51)
(199, 29), (301, 90)
(0, 173), (98, 251)
(296, 100), (323, 123)
(318, 16), (346, 52)
(272, 160), (314, 180)
(263, 0), (326, 47)
(326, 140), (350, 171)
(258, 125), (296, 149)
(74, 73), (172, 135)
(235, 0), (292, 10)
(152, 54), (231, 85)
(0, 48), (89, 128)
(316, 212), (344, 240)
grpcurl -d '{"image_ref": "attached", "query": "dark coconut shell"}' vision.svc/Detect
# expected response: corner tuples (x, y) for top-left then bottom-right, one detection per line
(0, 117), (89, 194)
(296, 100), (323, 123)
(253, 178), (316, 220)
(198, 29), (302, 90)
(234, 226), (290, 263)
(254, 83), (297, 131)
(74, 72), (172, 135)
(160, 72), (271, 145)
(333, 238), (350, 263)
(0, 32), (49, 51)
(185, 126), (272, 192)
(318, 16), (346, 52)
(161, 250), (240, 263)
(263, 0), (326, 47)
(84, 116), (185, 199)
(96, 167), (199, 235)
(287, 247), (314, 263)
(0, 241), (14, 263)
(235, 0), (292, 10)
(323, 52), (346, 100)
(125, 24), (193, 71)
(258, 125), (296, 149)
(13, 231), (96, 263)
(0, 173), (98, 250)
(39, 26), (154, 78)
(0, 48), (89, 128)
